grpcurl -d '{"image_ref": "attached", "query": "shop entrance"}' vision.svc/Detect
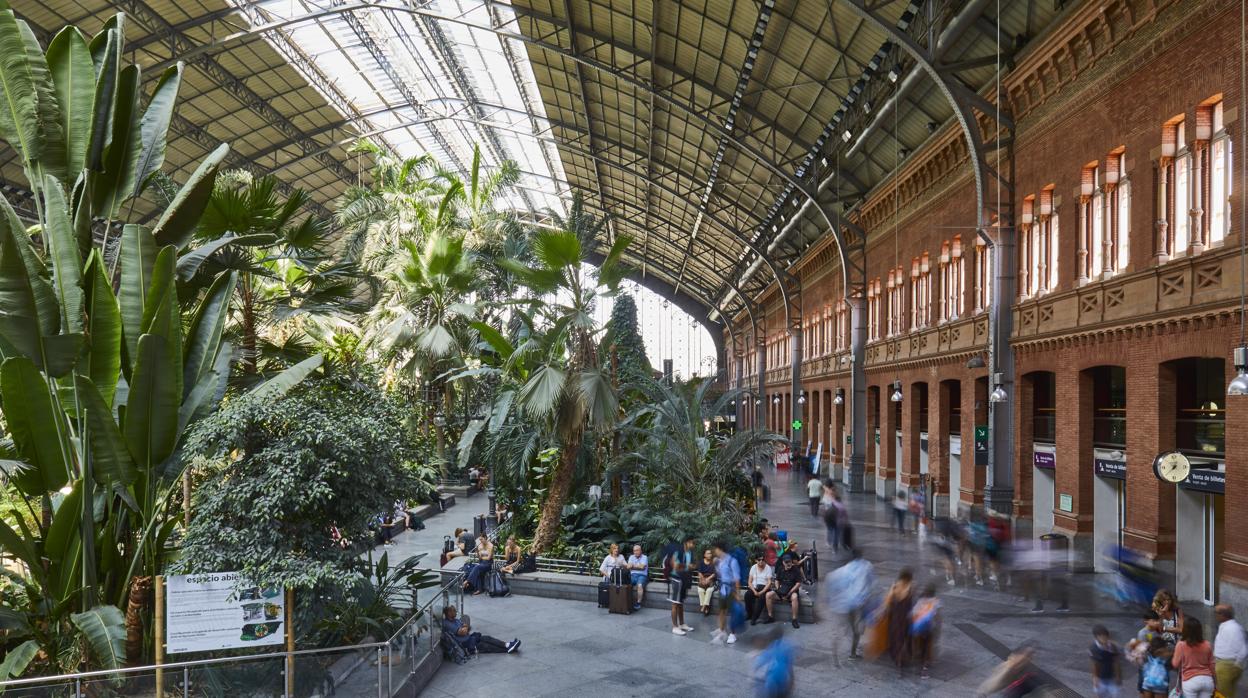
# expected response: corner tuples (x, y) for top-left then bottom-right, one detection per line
(1169, 357), (1226, 604)
(1090, 366), (1126, 572)
(1029, 372), (1056, 538)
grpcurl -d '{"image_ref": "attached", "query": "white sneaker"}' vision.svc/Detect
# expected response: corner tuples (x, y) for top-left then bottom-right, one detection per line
(671, 627), (686, 636)
(726, 633), (737, 644)
(710, 634), (724, 645)
(680, 624), (694, 632)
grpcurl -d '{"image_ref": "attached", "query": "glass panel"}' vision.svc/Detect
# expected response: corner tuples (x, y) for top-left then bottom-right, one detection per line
(185, 655), (287, 698)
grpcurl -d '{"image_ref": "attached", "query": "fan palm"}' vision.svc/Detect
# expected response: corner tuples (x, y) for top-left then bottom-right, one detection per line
(493, 192), (632, 552)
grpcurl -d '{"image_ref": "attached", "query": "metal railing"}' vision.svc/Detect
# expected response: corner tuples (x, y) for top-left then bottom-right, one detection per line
(0, 570), (469, 698)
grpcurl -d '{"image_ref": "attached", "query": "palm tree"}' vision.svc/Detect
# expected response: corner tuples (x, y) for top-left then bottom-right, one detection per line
(499, 192), (632, 552)
(615, 380), (784, 518)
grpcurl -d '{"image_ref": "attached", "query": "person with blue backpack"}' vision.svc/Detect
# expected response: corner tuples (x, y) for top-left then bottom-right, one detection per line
(711, 540), (742, 645)
(910, 584), (941, 679)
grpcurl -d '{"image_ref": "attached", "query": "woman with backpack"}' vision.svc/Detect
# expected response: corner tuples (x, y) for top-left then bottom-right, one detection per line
(910, 584), (941, 678)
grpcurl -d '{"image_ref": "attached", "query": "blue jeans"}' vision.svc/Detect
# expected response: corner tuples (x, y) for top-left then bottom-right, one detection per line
(630, 572), (648, 587)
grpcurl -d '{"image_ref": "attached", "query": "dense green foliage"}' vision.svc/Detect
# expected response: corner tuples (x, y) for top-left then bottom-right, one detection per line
(176, 372), (430, 590)
(601, 293), (651, 388)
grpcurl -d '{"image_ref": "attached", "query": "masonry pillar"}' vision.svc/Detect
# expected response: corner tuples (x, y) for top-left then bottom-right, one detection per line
(865, 386), (879, 486)
(900, 381), (923, 493)
(1221, 349), (1248, 608)
(1124, 350), (1177, 580)
(1012, 373), (1035, 539)
(848, 296), (868, 492)
(960, 376), (988, 514)
(833, 389), (846, 480)
(878, 385), (898, 498)
(1052, 370), (1095, 570)
(929, 380), (951, 519)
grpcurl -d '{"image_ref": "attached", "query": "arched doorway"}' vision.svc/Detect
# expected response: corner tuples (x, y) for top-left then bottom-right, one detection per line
(1027, 371), (1057, 537)
(1090, 366), (1127, 572)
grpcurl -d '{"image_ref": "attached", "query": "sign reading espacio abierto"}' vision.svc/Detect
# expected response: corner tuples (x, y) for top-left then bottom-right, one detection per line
(1182, 468), (1226, 494)
(1032, 451), (1055, 469)
(165, 572), (285, 654)
(1094, 459), (1126, 480)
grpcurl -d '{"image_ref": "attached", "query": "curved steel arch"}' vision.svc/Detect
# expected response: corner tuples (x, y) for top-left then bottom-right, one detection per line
(261, 111), (787, 316)
(148, 0), (863, 327)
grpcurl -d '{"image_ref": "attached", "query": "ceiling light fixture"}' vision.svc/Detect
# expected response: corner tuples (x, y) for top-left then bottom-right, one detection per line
(989, 373), (1008, 403)
(773, 395), (781, 405)
(833, 388), (845, 406)
(890, 380), (903, 403)
(841, 129), (852, 143)
(888, 64), (901, 83)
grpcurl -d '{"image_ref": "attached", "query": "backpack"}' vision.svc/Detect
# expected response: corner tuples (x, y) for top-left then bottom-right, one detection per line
(910, 598), (939, 635)
(441, 632), (470, 665)
(729, 599), (747, 633)
(485, 570), (510, 598)
(442, 536), (455, 554)
(1141, 655), (1168, 691)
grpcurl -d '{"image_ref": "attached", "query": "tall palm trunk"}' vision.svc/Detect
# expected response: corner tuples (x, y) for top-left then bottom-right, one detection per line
(531, 425), (583, 552)
(125, 576), (153, 666)
(240, 275), (258, 374)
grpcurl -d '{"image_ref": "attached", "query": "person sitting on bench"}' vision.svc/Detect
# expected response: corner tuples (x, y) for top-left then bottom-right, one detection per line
(626, 544), (649, 611)
(441, 605), (519, 655)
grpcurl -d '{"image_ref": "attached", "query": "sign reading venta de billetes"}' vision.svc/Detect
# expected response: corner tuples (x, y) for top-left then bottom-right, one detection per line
(1032, 451), (1055, 469)
(165, 572), (286, 654)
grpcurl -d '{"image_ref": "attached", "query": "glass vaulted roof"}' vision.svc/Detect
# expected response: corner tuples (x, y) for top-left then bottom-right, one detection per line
(238, 0), (567, 217)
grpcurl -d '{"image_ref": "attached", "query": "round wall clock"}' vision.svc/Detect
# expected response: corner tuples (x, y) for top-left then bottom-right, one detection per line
(1152, 451), (1191, 484)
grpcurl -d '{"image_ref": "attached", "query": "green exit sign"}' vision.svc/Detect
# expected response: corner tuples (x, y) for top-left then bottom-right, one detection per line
(791, 419), (803, 431)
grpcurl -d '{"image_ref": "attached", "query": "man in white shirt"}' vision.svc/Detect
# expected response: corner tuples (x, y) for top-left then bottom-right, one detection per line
(1214, 604), (1247, 696)
(626, 545), (649, 611)
(807, 475), (824, 516)
(746, 557), (776, 625)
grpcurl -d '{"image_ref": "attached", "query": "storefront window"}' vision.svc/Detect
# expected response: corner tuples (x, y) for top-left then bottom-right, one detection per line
(1175, 358), (1226, 457)
(1092, 366), (1127, 447)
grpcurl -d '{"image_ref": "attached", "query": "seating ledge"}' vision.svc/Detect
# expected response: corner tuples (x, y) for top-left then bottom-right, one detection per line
(439, 558), (815, 623)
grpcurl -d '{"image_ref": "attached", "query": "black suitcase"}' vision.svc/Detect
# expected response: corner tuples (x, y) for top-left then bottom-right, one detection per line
(598, 581), (611, 608)
(763, 484), (771, 501)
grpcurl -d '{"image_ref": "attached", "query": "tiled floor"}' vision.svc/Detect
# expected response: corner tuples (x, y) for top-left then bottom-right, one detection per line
(423, 468), (1149, 697)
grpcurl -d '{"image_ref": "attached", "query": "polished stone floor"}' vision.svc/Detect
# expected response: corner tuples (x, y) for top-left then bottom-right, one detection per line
(421, 469), (1152, 697)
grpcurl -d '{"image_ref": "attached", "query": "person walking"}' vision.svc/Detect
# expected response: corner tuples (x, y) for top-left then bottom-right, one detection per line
(821, 483), (841, 551)
(1088, 624), (1122, 698)
(1153, 589), (1185, 649)
(1213, 604), (1246, 697)
(893, 492), (908, 534)
(806, 474), (823, 517)
(1171, 618), (1216, 698)
(910, 584), (941, 679)
(666, 538), (697, 636)
(752, 467), (766, 504)
(825, 549), (874, 665)
(752, 627), (796, 698)
(884, 568), (915, 671)
(712, 541), (742, 645)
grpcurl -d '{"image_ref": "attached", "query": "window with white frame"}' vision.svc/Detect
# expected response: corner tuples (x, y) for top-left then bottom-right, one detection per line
(1205, 100), (1232, 248)
(975, 237), (992, 312)
(1161, 119), (1189, 258)
(1089, 150), (1130, 277)
(868, 278), (882, 341)
(886, 267), (905, 336)
(836, 304), (848, 351)
(939, 236), (965, 321)
(1089, 164), (1106, 279)
(910, 253), (932, 329)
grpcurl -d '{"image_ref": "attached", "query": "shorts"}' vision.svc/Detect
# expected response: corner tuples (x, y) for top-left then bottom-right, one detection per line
(776, 583), (797, 599)
(718, 588), (736, 610)
(630, 571), (648, 587)
(667, 574), (692, 604)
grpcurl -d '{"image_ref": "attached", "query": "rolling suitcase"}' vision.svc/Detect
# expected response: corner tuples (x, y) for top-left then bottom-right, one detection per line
(608, 583), (633, 614)
(598, 581), (611, 608)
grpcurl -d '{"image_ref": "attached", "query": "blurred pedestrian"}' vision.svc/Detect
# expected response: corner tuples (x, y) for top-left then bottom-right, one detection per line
(1140, 636), (1172, 698)
(977, 646), (1047, 696)
(711, 540), (741, 645)
(807, 474), (823, 516)
(910, 584), (941, 678)
(822, 482), (842, 550)
(884, 568), (915, 671)
(825, 549), (875, 665)
(1152, 590), (1185, 649)
(1213, 604), (1246, 697)
(1088, 624), (1122, 698)
(893, 491), (908, 534)
(753, 626), (796, 698)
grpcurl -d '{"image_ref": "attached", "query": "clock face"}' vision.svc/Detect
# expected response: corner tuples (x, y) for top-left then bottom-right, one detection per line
(1153, 451), (1191, 484)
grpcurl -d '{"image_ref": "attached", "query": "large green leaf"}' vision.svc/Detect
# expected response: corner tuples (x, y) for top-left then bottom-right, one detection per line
(0, 195), (59, 368)
(85, 24), (119, 171)
(0, 11), (52, 177)
(577, 366), (618, 427)
(90, 63), (139, 217)
(0, 517), (39, 573)
(175, 232), (273, 282)
(152, 142), (228, 250)
(84, 250), (121, 406)
(139, 246), (183, 403)
(248, 353), (324, 401)
(70, 606), (126, 670)
(76, 375), (135, 486)
(532, 229), (582, 271)
(182, 270), (235, 398)
(519, 363), (567, 420)
(46, 26), (93, 177)
(132, 63), (181, 197)
(44, 481), (82, 599)
(16, 20), (66, 184)
(469, 320), (514, 360)
(0, 639), (38, 682)
(122, 333), (179, 470)
(1, 356), (71, 494)
(117, 223), (156, 367)
(42, 175), (84, 333)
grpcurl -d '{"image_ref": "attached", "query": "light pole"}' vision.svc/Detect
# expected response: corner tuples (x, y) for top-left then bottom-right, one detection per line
(433, 412), (447, 478)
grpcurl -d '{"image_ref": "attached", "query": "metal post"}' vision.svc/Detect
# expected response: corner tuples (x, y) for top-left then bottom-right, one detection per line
(790, 325), (803, 449)
(182, 666), (189, 698)
(154, 576), (165, 698)
(375, 647), (383, 698)
(985, 228), (1017, 515)
(847, 295), (868, 492)
(75, 677), (81, 698)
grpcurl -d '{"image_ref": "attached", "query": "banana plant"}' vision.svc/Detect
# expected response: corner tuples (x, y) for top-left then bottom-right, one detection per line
(0, 8), (278, 679)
